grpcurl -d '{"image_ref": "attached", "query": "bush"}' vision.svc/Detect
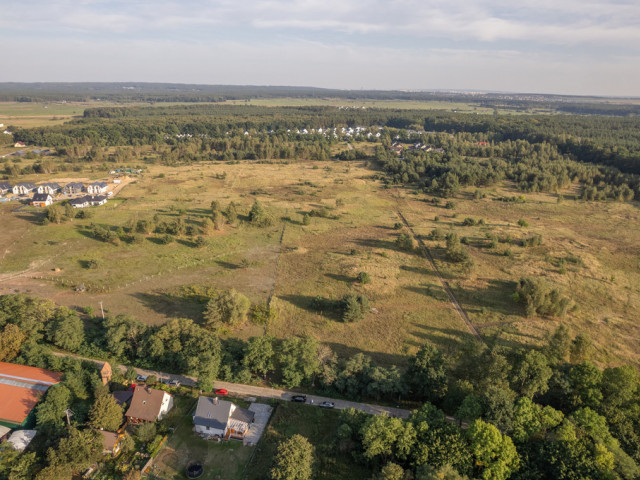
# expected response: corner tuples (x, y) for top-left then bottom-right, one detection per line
(428, 228), (446, 241)
(356, 272), (371, 284)
(445, 233), (469, 263)
(158, 234), (174, 244)
(514, 277), (573, 317)
(204, 289), (251, 328)
(395, 233), (415, 252)
(302, 213), (311, 225)
(522, 234), (542, 247)
(445, 201), (456, 209)
(462, 217), (477, 226)
(341, 294), (370, 323)
(249, 200), (274, 227)
(195, 236), (207, 248)
(85, 258), (100, 269)
(393, 222), (403, 230)
(518, 219), (529, 227)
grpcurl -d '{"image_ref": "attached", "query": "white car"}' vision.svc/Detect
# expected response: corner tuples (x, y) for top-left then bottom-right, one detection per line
(135, 375), (148, 382)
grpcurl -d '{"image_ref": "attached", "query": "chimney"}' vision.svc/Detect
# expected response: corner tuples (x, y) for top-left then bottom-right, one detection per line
(214, 397), (219, 405)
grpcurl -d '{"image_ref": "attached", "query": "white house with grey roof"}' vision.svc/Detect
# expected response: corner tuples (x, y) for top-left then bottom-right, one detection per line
(37, 183), (61, 195)
(193, 396), (255, 440)
(87, 182), (108, 194)
(12, 183), (36, 195)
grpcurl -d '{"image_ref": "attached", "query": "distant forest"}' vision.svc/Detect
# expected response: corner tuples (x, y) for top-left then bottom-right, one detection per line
(1, 82), (639, 116)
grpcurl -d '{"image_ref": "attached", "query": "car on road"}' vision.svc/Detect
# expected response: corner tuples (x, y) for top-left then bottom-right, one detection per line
(214, 388), (229, 396)
(291, 395), (307, 403)
(168, 379), (181, 387)
(318, 401), (335, 408)
(135, 375), (148, 382)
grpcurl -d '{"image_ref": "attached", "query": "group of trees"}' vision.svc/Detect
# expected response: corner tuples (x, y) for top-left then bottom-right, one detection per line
(3, 292), (640, 480)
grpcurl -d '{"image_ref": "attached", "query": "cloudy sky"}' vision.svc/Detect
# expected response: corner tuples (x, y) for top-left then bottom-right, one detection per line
(1, 0), (639, 96)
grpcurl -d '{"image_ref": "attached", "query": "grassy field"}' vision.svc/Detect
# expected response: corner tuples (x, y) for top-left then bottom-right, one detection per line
(396, 185), (640, 365)
(245, 402), (372, 480)
(1, 156), (639, 365)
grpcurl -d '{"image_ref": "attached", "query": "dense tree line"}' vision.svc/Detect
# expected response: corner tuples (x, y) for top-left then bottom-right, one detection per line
(2, 293), (640, 479)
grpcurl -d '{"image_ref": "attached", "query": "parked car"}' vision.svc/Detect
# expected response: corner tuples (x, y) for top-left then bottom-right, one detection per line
(291, 395), (307, 403)
(214, 388), (229, 396)
(135, 375), (148, 382)
(168, 380), (181, 387)
(318, 401), (335, 408)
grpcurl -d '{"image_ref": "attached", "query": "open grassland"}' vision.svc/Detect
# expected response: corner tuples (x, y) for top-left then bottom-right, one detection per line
(0, 160), (470, 362)
(396, 184), (640, 365)
(0, 158), (639, 366)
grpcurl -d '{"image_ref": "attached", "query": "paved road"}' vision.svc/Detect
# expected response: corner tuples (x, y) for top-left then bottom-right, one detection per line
(52, 352), (412, 419)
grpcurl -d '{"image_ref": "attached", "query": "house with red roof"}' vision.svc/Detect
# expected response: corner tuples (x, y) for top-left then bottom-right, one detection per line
(0, 362), (62, 428)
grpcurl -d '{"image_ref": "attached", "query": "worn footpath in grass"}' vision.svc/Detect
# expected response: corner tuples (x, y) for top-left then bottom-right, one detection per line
(246, 402), (372, 480)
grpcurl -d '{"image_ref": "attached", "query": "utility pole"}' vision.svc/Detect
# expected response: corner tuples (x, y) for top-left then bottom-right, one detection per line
(99, 301), (105, 320)
(64, 408), (73, 426)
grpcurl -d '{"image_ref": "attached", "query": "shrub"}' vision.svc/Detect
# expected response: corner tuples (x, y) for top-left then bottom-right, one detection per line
(341, 294), (370, 323)
(518, 219), (529, 227)
(393, 222), (403, 230)
(302, 213), (311, 225)
(249, 199), (274, 227)
(204, 289), (251, 328)
(195, 236), (207, 248)
(445, 201), (456, 209)
(86, 258), (100, 269)
(395, 233), (415, 252)
(158, 234), (174, 244)
(462, 217), (477, 226)
(428, 228), (446, 241)
(514, 277), (573, 317)
(522, 234), (542, 247)
(445, 233), (469, 263)
(356, 272), (371, 284)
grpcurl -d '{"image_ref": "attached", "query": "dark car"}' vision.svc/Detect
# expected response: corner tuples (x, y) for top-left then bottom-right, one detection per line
(318, 401), (335, 408)
(291, 395), (307, 403)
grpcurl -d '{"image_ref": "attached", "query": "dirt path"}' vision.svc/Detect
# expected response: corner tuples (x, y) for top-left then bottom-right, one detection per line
(395, 207), (482, 341)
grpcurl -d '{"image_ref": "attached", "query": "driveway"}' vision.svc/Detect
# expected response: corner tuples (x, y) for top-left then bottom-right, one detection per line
(244, 403), (272, 446)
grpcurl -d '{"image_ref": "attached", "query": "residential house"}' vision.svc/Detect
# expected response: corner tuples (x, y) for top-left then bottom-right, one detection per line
(125, 386), (173, 423)
(30, 193), (52, 207)
(89, 195), (107, 206)
(192, 396), (255, 440)
(13, 142), (26, 148)
(70, 196), (90, 208)
(112, 390), (133, 408)
(99, 362), (112, 386)
(7, 430), (37, 452)
(99, 430), (124, 456)
(12, 183), (36, 195)
(87, 182), (108, 194)
(63, 182), (85, 194)
(0, 182), (11, 195)
(37, 183), (61, 195)
(0, 362), (62, 428)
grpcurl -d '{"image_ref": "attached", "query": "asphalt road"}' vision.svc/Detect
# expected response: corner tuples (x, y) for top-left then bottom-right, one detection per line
(53, 352), (412, 418)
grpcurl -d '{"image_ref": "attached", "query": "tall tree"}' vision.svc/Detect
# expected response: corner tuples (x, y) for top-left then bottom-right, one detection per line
(407, 344), (448, 402)
(88, 392), (124, 431)
(271, 434), (315, 480)
(466, 420), (520, 480)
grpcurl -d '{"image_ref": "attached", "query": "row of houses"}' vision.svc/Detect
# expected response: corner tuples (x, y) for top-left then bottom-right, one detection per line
(29, 193), (108, 208)
(0, 181), (108, 196)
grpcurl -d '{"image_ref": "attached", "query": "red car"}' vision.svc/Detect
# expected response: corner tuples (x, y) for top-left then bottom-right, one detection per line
(214, 388), (229, 396)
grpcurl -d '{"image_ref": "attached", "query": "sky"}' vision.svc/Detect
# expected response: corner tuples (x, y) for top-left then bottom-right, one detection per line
(1, 0), (639, 96)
